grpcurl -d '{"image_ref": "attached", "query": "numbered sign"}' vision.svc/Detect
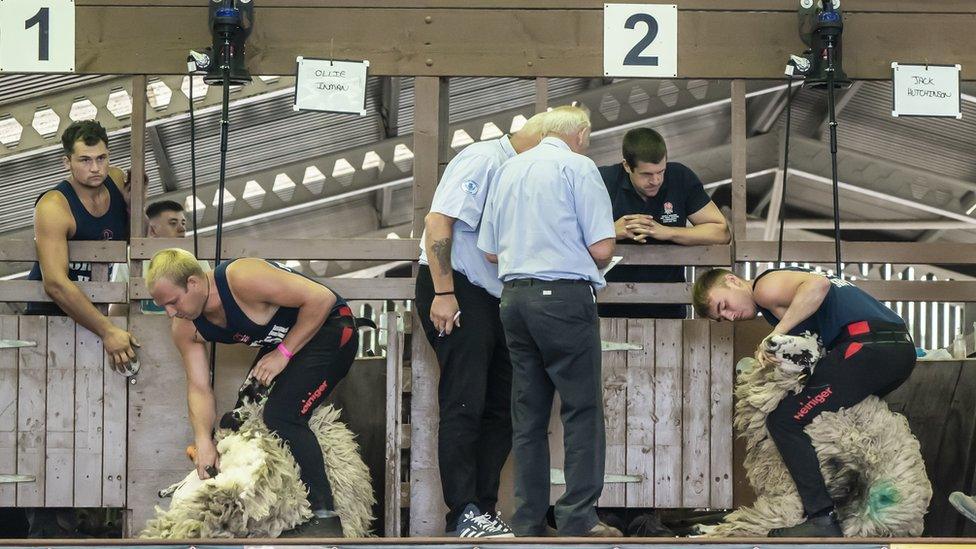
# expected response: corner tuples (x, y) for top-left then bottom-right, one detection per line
(0, 0), (75, 73)
(891, 63), (962, 119)
(294, 57), (369, 115)
(603, 3), (677, 78)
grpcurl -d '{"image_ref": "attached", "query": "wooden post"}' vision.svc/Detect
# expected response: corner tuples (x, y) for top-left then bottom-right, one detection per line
(411, 77), (449, 238)
(384, 311), (404, 537)
(409, 76), (450, 535)
(129, 75), (147, 315)
(731, 80), (747, 243)
(535, 77), (549, 113)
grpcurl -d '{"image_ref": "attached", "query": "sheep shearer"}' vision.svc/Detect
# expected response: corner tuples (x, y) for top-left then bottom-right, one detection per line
(692, 266), (916, 537)
(147, 248), (359, 537)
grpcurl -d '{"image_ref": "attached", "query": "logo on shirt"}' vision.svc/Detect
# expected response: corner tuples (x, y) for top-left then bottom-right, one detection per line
(461, 180), (479, 195)
(253, 324), (290, 347)
(233, 333), (252, 344)
(101, 228), (114, 240)
(659, 201), (679, 224)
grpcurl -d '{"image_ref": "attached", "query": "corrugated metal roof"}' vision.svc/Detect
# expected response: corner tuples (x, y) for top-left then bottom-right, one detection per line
(0, 74), (116, 106)
(0, 76), (587, 235)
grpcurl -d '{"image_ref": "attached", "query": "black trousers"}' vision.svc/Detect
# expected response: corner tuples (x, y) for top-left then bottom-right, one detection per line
(500, 279), (604, 536)
(415, 265), (513, 530)
(765, 321), (916, 515)
(246, 307), (358, 511)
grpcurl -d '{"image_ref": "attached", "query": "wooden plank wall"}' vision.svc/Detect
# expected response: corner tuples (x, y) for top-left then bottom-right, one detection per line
(0, 315), (126, 508)
(551, 318), (733, 509)
(411, 318), (733, 534)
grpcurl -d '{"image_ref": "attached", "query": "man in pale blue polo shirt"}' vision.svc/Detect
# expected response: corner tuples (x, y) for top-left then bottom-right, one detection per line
(415, 112), (547, 538)
(478, 105), (620, 538)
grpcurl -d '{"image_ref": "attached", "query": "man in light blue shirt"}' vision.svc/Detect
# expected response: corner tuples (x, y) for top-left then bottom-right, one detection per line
(478, 105), (619, 537)
(415, 113), (546, 538)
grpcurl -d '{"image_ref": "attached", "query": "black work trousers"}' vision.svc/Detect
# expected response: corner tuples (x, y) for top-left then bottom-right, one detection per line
(765, 321), (916, 515)
(246, 307), (358, 511)
(415, 265), (513, 530)
(500, 279), (605, 536)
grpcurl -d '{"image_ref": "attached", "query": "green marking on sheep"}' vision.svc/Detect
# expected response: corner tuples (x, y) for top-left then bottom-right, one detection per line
(868, 480), (900, 517)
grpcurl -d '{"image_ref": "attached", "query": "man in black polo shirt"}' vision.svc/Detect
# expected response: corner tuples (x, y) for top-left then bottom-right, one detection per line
(598, 128), (730, 318)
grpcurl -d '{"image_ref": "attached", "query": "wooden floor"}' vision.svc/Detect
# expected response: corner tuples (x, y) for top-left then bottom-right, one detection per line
(0, 538), (975, 548)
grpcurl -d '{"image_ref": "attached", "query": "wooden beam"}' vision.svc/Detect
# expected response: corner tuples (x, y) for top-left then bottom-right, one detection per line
(129, 277), (414, 301)
(737, 241), (976, 265)
(0, 240), (128, 263)
(0, 281), (126, 304)
(763, 169), (785, 242)
(130, 75), (148, 316)
(411, 77), (449, 237)
(730, 80), (747, 242)
(129, 75), (147, 240)
(69, 6), (976, 79)
(535, 77), (549, 113)
(73, 1), (976, 14)
(856, 281), (976, 302)
(599, 283), (692, 304)
(616, 245), (731, 267)
(129, 237), (421, 261)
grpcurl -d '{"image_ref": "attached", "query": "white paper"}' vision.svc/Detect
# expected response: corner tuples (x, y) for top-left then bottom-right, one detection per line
(600, 255), (624, 277)
(891, 62), (962, 119)
(294, 57), (369, 115)
(0, 0), (75, 73)
(603, 4), (677, 78)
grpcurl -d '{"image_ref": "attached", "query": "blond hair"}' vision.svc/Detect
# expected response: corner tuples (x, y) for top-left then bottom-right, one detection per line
(692, 268), (734, 319)
(541, 104), (591, 137)
(147, 248), (205, 289)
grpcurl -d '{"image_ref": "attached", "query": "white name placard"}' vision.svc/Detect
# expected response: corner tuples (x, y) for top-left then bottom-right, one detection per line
(0, 0), (75, 73)
(891, 62), (962, 119)
(603, 3), (677, 78)
(294, 57), (369, 115)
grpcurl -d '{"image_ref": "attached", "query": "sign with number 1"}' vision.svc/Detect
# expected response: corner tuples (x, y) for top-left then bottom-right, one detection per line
(603, 4), (677, 78)
(0, 0), (75, 73)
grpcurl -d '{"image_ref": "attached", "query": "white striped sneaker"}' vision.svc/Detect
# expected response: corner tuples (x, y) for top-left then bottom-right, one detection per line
(452, 504), (513, 538)
(488, 513), (515, 537)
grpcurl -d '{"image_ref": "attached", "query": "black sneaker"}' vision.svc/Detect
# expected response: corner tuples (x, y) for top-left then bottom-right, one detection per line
(768, 511), (843, 537)
(449, 503), (510, 538)
(279, 516), (343, 538)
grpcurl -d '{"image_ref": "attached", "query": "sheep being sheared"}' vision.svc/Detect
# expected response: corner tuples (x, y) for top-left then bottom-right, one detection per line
(698, 332), (931, 537)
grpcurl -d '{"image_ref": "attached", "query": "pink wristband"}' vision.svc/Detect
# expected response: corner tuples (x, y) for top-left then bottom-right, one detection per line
(277, 343), (295, 359)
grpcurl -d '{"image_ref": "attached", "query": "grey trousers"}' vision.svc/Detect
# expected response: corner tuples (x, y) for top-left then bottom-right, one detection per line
(499, 279), (605, 536)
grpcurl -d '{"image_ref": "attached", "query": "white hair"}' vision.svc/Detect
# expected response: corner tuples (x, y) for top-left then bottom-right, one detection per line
(517, 111), (547, 136)
(540, 105), (591, 137)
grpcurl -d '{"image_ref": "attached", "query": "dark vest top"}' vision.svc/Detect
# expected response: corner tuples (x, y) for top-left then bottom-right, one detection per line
(192, 259), (347, 348)
(753, 267), (905, 347)
(26, 178), (129, 315)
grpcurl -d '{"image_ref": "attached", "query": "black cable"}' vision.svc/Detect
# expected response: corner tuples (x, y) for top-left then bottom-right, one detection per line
(825, 35), (843, 277)
(208, 37), (233, 389)
(189, 71), (199, 258)
(776, 74), (797, 266)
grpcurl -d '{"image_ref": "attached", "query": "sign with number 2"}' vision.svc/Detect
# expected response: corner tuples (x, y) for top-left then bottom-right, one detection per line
(603, 4), (677, 78)
(0, 0), (75, 73)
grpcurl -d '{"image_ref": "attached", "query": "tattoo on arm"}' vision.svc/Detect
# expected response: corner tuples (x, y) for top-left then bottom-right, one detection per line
(431, 238), (453, 275)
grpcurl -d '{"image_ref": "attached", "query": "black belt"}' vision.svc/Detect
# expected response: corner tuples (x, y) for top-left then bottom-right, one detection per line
(829, 320), (913, 349)
(504, 278), (591, 288)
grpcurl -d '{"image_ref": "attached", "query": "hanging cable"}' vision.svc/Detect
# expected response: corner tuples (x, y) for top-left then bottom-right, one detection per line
(189, 72), (199, 259)
(776, 75), (796, 266)
(824, 34), (844, 277)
